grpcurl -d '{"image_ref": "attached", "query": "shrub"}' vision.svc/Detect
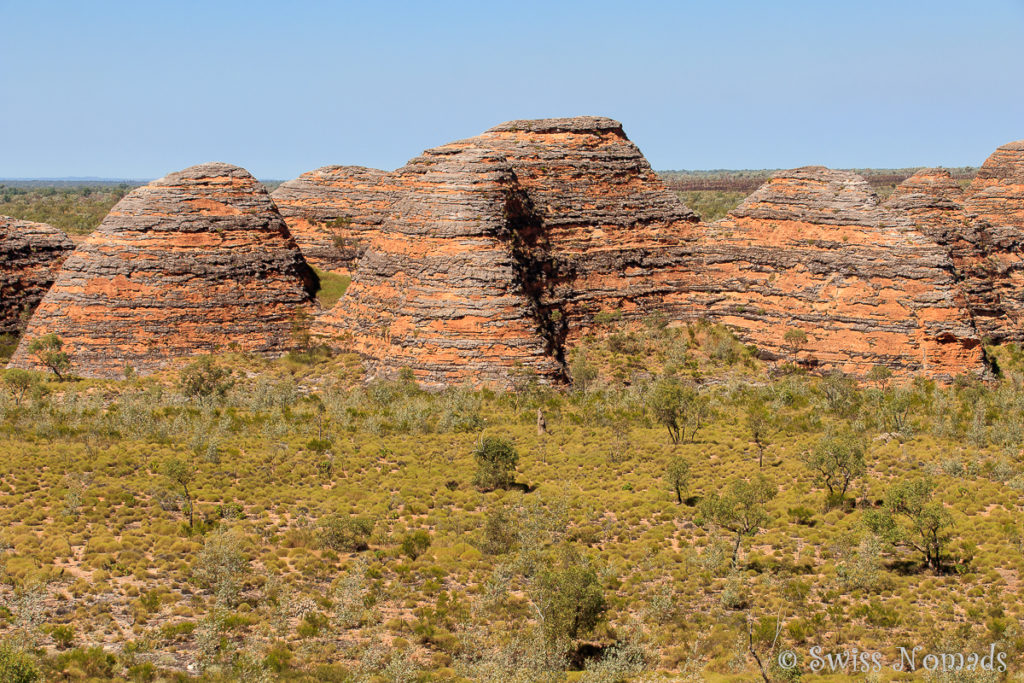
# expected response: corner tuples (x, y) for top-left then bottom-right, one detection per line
(400, 530), (431, 561)
(480, 505), (518, 555)
(472, 437), (519, 491)
(193, 529), (249, 606)
(0, 644), (39, 683)
(529, 545), (607, 650)
(318, 515), (373, 552)
(52, 647), (116, 679)
(178, 355), (233, 402)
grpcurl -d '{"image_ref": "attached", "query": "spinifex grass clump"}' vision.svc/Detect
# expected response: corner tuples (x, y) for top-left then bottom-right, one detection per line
(0, 327), (1022, 679)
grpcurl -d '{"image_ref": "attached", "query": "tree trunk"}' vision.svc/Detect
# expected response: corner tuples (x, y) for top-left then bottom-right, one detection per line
(183, 483), (193, 529)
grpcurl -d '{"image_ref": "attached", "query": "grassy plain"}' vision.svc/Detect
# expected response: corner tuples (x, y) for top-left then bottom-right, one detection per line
(1, 321), (1023, 681)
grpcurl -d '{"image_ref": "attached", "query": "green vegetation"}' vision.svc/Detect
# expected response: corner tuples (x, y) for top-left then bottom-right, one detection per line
(312, 267), (350, 309)
(1, 320), (1024, 679)
(25, 334), (69, 380)
(472, 435), (519, 490)
(674, 190), (747, 221)
(0, 183), (137, 234)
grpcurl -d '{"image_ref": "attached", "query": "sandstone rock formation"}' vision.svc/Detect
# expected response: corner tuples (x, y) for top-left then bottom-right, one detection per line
(0, 216), (74, 335)
(315, 145), (565, 386)
(271, 166), (392, 272)
(9, 163), (318, 377)
(314, 117), (701, 387)
(884, 168), (969, 243)
(959, 141), (1024, 341)
(475, 117), (700, 336)
(684, 167), (985, 379)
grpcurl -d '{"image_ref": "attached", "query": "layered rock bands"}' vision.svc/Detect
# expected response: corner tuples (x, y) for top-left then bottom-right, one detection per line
(9, 163), (318, 377)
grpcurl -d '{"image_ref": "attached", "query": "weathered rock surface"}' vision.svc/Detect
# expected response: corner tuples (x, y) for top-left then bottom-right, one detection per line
(682, 167), (986, 379)
(0, 216), (74, 335)
(315, 117), (701, 387)
(959, 141), (1024, 341)
(271, 166), (393, 272)
(884, 168), (969, 243)
(477, 118), (699, 335)
(315, 145), (565, 386)
(9, 163), (318, 377)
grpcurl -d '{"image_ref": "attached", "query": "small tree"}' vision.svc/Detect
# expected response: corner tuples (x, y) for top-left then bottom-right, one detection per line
(473, 436), (519, 491)
(2, 370), (39, 406)
(866, 364), (893, 389)
(697, 474), (777, 567)
(194, 528), (249, 606)
(164, 458), (195, 530)
(648, 377), (713, 445)
(783, 328), (808, 355)
(27, 334), (69, 380)
(178, 356), (233, 402)
(801, 428), (866, 508)
(818, 372), (862, 418)
(744, 400), (776, 468)
(528, 545), (607, 654)
(400, 530), (432, 560)
(666, 456), (691, 504)
(864, 478), (954, 573)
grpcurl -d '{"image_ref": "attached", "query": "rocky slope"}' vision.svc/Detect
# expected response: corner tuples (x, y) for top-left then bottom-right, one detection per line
(271, 166), (392, 273)
(959, 141), (1024, 341)
(315, 145), (565, 386)
(682, 167), (986, 379)
(314, 117), (702, 386)
(0, 216), (74, 335)
(475, 117), (701, 336)
(883, 168), (968, 243)
(9, 163), (318, 377)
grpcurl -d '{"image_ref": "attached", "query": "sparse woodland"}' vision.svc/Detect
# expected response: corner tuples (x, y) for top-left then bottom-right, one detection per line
(1, 318), (1024, 681)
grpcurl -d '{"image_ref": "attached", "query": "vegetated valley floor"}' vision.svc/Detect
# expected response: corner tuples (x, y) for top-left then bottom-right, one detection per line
(1, 320), (1024, 681)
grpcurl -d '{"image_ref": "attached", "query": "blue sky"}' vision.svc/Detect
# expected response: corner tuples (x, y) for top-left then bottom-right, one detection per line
(1, 0), (1022, 179)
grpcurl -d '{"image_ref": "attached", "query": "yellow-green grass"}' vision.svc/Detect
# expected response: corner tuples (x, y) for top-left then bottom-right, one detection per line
(0, 327), (1023, 680)
(313, 267), (350, 309)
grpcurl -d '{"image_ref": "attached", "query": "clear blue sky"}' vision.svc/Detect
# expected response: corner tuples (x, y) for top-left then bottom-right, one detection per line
(1, 0), (1022, 179)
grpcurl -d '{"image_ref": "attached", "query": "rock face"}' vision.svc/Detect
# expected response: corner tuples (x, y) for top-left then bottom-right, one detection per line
(959, 141), (1024, 341)
(683, 167), (985, 379)
(315, 145), (565, 386)
(314, 117), (702, 387)
(9, 163), (318, 378)
(0, 217), (74, 335)
(884, 168), (969, 243)
(475, 118), (700, 336)
(271, 166), (392, 273)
